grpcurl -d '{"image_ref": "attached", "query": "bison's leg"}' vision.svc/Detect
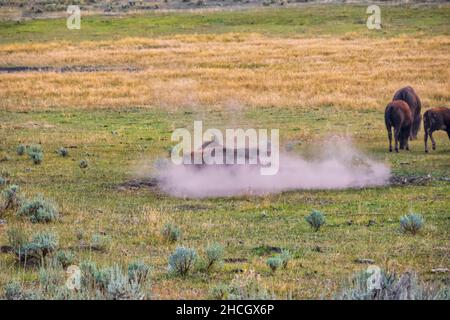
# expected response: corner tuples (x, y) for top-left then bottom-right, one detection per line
(405, 125), (412, 151)
(400, 137), (405, 150)
(399, 128), (405, 150)
(430, 131), (436, 150)
(387, 124), (393, 152)
(394, 126), (400, 153)
(424, 129), (429, 153)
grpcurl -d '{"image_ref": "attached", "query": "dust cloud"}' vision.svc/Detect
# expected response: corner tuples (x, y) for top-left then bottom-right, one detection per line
(154, 138), (390, 198)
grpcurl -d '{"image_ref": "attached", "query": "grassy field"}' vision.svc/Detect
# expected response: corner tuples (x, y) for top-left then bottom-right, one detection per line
(0, 4), (449, 299)
(1, 4), (449, 43)
(0, 6), (449, 111)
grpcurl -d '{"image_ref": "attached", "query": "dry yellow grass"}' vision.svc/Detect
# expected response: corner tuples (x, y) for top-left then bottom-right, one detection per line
(0, 34), (449, 111)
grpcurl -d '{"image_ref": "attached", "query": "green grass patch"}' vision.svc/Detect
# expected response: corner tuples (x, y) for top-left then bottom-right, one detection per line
(0, 106), (448, 298)
(0, 4), (449, 44)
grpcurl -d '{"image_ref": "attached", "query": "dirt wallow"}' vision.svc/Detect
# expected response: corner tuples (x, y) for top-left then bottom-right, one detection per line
(116, 178), (159, 191)
(116, 174), (449, 194)
(389, 174), (450, 186)
(0, 65), (141, 73)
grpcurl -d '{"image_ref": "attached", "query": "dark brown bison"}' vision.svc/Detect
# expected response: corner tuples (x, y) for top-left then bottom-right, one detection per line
(392, 86), (422, 140)
(385, 100), (413, 152)
(423, 106), (450, 153)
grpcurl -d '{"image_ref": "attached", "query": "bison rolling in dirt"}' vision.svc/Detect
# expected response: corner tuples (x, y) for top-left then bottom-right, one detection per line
(393, 86), (422, 140)
(385, 100), (413, 153)
(423, 106), (450, 153)
(186, 139), (271, 170)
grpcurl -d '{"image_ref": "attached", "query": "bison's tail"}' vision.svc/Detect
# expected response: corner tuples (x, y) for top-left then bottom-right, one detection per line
(384, 105), (393, 130)
(411, 113), (422, 138)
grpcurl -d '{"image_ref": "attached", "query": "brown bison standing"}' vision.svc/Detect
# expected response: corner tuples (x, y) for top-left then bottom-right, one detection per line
(423, 107), (450, 153)
(385, 100), (413, 152)
(393, 86), (422, 140)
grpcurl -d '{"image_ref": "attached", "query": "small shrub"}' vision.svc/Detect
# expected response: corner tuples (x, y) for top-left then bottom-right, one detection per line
(0, 176), (6, 186)
(55, 250), (74, 268)
(3, 281), (23, 300)
(128, 261), (151, 284)
(18, 196), (59, 223)
(280, 249), (291, 269)
(90, 234), (111, 251)
(2, 260), (151, 300)
(16, 144), (26, 156)
(227, 270), (272, 300)
(28, 232), (59, 253)
(27, 145), (43, 165)
(205, 243), (224, 272)
(78, 262), (149, 299)
(168, 247), (197, 276)
(7, 227), (28, 249)
(106, 265), (145, 300)
(161, 223), (181, 243)
(79, 160), (88, 168)
(305, 210), (326, 232)
(21, 291), (42, 300)
(400, 213), (424, 235)
(1, 185), (21, 210)
(39, 263), (65, 293)
(2, 286), (42, 300)
(29, 151), (43, 164)
(56, 147), (69, 157)
(80, 261), (148, 300)
(80, 260), (98, 289)
(84, 264), (147, 300)
(13, 231), (59, 266)
(210, 284), (230, 299)
(266, 257), (282, 272)
(94, 266), (114, 290)
(336, 269), (449, 300)
(27, 144), (42, 155)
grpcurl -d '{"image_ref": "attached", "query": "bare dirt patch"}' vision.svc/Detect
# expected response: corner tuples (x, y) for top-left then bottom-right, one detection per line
(115, 173), (449, 198)
(116, 178), (159, 191)
(389, 174), (450, 186)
